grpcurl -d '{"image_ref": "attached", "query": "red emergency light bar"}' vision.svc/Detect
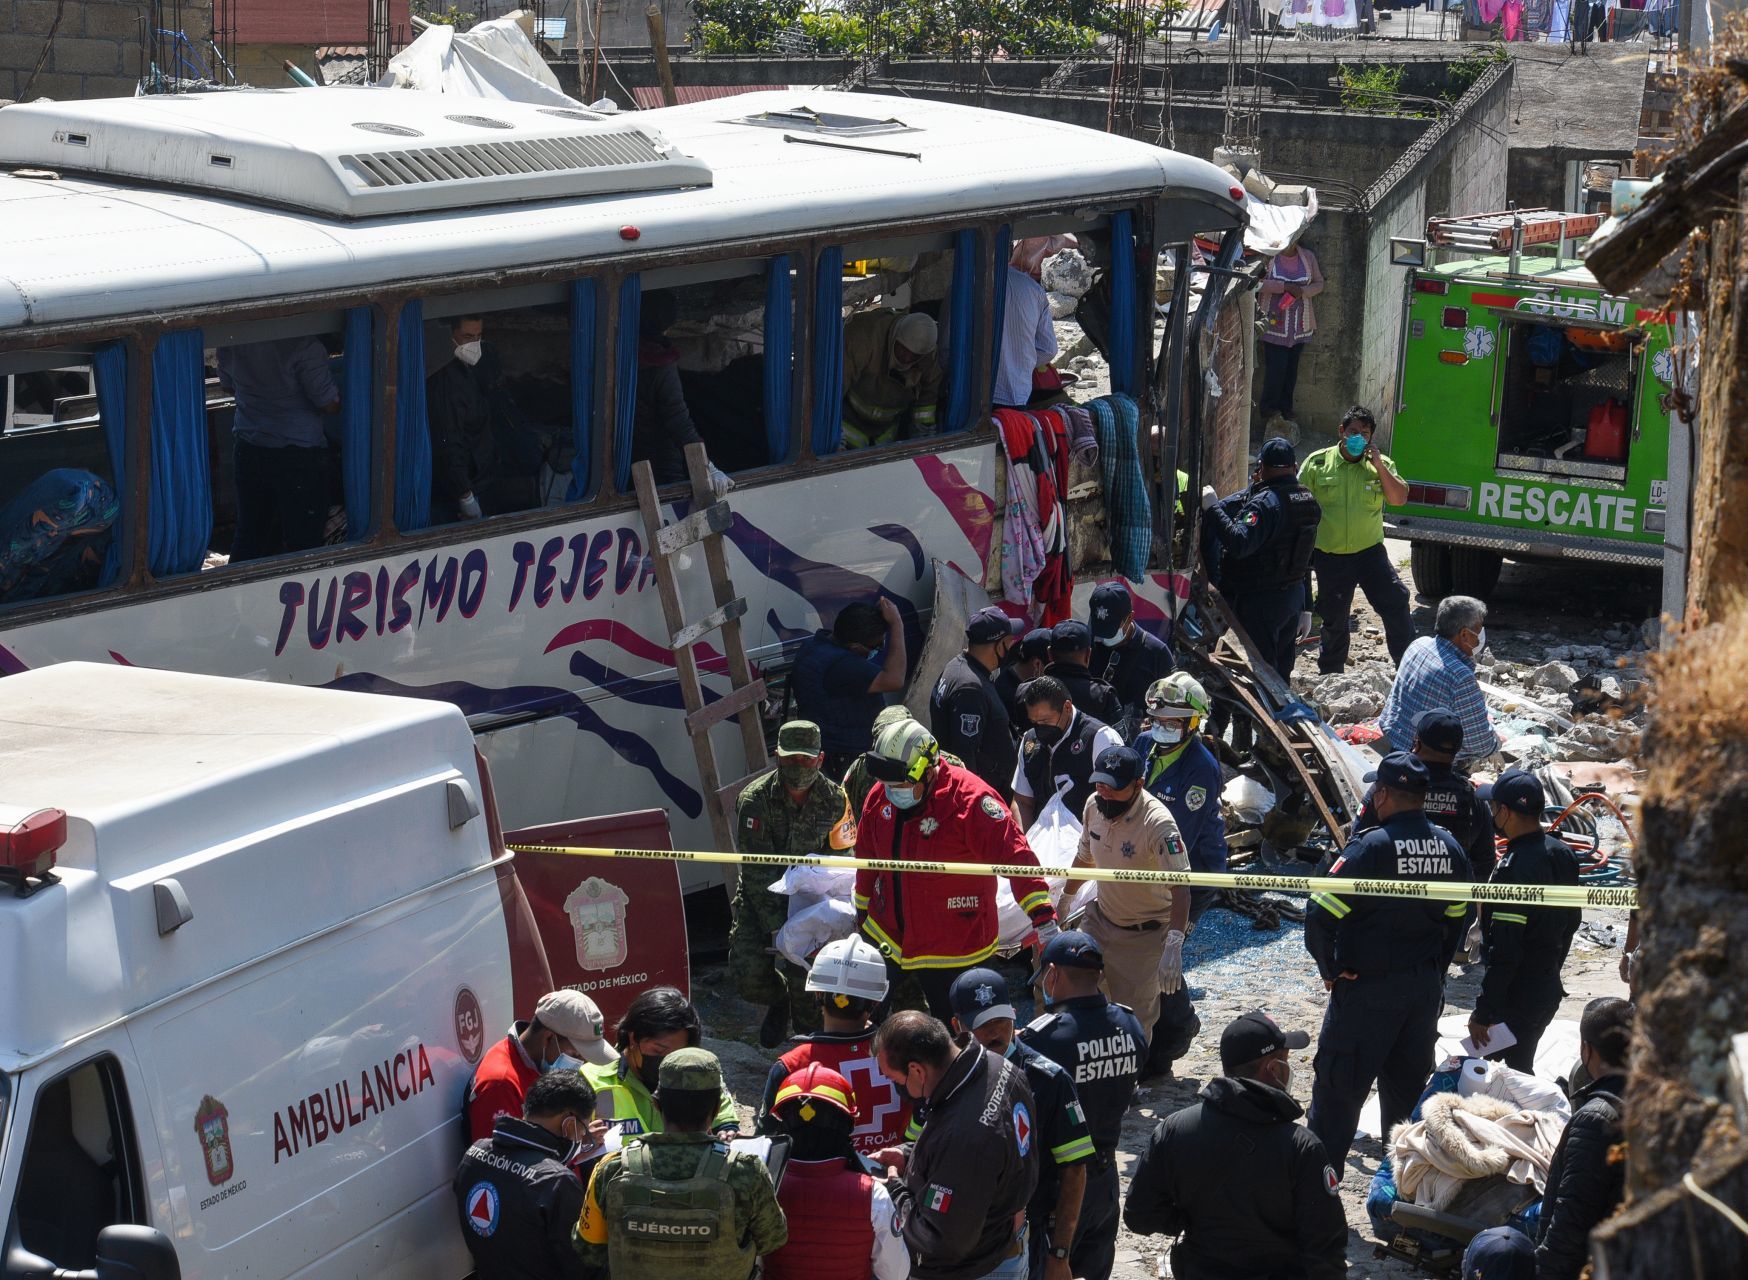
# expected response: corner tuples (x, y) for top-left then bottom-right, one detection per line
(1, 807), (66, 897)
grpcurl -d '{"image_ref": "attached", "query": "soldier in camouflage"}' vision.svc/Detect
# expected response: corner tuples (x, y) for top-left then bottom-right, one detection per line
(575, 1048), (787, 1279)
(731, 720), (859, 1047)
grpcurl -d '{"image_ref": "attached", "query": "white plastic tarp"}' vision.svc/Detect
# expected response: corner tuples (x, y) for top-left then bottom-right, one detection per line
(1243, 191), (1320, 257)
(381, 15), (586, 109)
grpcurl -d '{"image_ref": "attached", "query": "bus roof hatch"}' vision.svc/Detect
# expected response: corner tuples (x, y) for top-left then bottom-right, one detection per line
(0, 87), (713, 219)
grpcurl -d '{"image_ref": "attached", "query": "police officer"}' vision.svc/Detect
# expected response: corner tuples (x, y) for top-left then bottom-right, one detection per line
(1042, 619), (1124, 728)
(730, 720), (859, 1047)
(996, 628), (1055, 734)
(1304, 753), (1473, 1175)
(872, 1010), (1038, 1279)
(947, 968), (1096, 1280)
(1355, 709), (1495, 881)
(933, 606), (1027, 793)
(456, 1071), (603, 1280)
(1086, 581), (1173, 737)
(575, 1048), (787, 1278)
(1136, 674), (1226, 1078)
(790, 597), (908, 776)
(1021, 931), (1146, 1280)
(1200, 437), (1322, 682)
(1469, 769), (1582, 1073)
(1011, 675), (1123, 831)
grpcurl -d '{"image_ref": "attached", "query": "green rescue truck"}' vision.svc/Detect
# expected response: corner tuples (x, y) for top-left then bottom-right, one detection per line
(1385, 209), (1686, 603)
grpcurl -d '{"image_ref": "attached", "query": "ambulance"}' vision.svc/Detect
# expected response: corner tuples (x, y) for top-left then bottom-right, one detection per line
(0, 664), (553, 1280)
(1385, 208), (1691, 608)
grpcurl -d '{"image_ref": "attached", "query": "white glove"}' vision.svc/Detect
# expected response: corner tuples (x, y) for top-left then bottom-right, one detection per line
(1296, 611), (1314, 642)
(1157, 929), (1186, 994)
(457, 491), (483, 520)
(1034, 918), (1061, 950)
(706, 462), (734, 498)
(1200, 485), (1219, 511)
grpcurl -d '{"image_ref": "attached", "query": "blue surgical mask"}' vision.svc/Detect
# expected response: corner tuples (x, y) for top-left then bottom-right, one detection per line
(888, 784), (922, 810)
(1095, 630), (1123, 647)
(545, 1051), (584, 1074)
(1342, 433), (1368, 459)
(1145, 723), (1185, 748)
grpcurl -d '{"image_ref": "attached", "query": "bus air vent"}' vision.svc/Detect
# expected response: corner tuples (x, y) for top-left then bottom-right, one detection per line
(0, 87), (713, 219)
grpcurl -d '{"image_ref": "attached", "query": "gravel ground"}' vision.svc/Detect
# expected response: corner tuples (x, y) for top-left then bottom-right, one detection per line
(693, 496), (1654, 1278)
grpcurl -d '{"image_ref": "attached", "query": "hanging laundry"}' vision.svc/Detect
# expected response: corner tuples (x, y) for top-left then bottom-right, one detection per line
(1087, 393), (1153, 583)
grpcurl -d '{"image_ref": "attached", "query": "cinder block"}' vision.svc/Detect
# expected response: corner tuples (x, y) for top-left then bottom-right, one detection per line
(53, 36), (124, 76)
(21, 69), (82, 100)
(84, 3), (147, 41)
(13, 1), (61, 36)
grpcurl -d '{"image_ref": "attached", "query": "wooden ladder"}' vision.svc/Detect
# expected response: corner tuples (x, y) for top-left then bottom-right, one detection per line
(632, 443), (770, 877)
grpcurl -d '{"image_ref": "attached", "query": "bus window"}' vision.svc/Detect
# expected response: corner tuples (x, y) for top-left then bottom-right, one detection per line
(0, 355), (117, 606)
(615, 257), (794, 491)
(1496, 321), (1635, 475)
(836, 235), (955, 450)
(422, 284), (575, 527)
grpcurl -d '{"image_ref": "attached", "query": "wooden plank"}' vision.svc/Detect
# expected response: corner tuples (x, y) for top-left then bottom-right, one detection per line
(655, 499), (733, 557)
(716, 769), (767, 811)
(671, 596), (748, 650)
(686, 678), (768, 735)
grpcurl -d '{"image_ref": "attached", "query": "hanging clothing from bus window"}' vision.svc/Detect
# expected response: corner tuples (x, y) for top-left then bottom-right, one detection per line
(613, 276), (642, 492)
(569, 279), (597, 501)
(1109, 210), (1142, 398)
(341, 307), (372, 541)
(995, 407), (1073, 624)
(764, 254), (793, 465)
(395, 301), (432, 533)
(812, 248), (845, 456)
(1089, 392), (1152, 582)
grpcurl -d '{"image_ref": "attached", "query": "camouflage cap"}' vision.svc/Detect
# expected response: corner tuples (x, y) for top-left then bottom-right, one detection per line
(775, 720), (823, 758)
(658, 1046), (723, 1092)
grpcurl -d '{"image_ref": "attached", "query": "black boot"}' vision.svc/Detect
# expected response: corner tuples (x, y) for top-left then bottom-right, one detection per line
(759, 996), (790, 1049)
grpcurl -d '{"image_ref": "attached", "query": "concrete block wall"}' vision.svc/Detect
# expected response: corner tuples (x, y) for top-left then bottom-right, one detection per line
(1, 0), (212, 101)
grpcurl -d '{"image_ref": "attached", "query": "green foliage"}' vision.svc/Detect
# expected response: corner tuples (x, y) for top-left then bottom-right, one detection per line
(411, 2), (477, 30)
(1338, 61), (1406, 114)
(690, 0), (1124, 58)
(1444, 41), (1510, 99)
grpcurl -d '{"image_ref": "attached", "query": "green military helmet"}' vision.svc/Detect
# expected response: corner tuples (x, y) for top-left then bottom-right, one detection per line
(658, 1047), (724, 1093)
(775, 720), (823, 758)
(870, 704), (914, 736)
(866, 716), (939, 784)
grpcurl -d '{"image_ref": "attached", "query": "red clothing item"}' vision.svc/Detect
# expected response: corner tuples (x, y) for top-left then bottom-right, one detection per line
(769, 1033), (913, 1155)
(765, 1160), (876, 1280)
(466, 1025), (539, 1142)
(853, 760), (1054, 969)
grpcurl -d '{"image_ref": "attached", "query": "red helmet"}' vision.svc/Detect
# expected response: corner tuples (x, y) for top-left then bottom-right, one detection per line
(773, 1063), (856, 1121)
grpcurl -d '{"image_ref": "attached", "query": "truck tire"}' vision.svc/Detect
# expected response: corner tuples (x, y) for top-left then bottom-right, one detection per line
(1448, 547), (1503, 599)
(1410, 542), (1452, 598)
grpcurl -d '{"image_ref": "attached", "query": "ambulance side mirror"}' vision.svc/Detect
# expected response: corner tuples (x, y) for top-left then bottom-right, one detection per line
(91, 1226), (180, 1280)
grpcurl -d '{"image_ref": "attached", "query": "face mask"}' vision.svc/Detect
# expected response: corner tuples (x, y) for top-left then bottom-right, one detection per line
(1031, 722), (1065, 747)
(454, 339), (483, 367)
(545, 1051), (584, 1075)
(1095, 793), (1137, 819)
(1474, 627), (1487, 651)
(1095, 630), (1123, 647)
(887, 784), (922, 810)
(1145, 722), (1186, 748)
(1274, 1061), (1294, 1093)
(1342, 433), (1367, 460)
(778, 762), (821, 792)
(635, 1051), (664, 1090)
(1002, 1039), (1020, 1059)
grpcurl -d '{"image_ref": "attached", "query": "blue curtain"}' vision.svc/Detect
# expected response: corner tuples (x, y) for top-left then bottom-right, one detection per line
(568, 278), (597, 501)
(613, 275), (642, 493)
(945, 229), (976, 433)
(341, 307), (372, 540)
(763, 254), (794, 465)
(90, 333), (211, 581)
(1110, 209), (1141, 398)
(811, 248), (845, 456)
(394, 301), (431, 532)
(991, 224), (1012, 405)
(91, 343), (128, 586)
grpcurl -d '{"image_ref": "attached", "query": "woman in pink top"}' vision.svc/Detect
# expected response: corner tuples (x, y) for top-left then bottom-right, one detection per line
(1258, 240), (1325, 437)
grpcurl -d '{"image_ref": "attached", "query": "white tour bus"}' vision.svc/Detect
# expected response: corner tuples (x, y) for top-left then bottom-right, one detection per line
(0, 86), (1246, 860)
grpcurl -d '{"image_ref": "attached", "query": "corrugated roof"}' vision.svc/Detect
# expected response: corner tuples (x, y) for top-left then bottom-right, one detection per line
(235, 0), (412, 47)
(630, 84), (786, 109)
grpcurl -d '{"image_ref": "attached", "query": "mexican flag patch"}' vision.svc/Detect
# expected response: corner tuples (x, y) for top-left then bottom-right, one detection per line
(925, 1184), (953, 1213)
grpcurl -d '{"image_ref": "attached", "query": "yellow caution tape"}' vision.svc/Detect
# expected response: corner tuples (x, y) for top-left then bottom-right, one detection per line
(506, 844), (1638, 911)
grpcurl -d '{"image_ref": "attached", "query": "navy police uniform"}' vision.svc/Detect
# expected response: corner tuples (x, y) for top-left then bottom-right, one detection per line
(1203, 441), (1322, 682)
(1022, 989), (1146, 1280)
(1087, 582), (1175, 738)
(1356, 711), (1497, 881)
(1304, 756), (1472, 1174)
(932, 650), (1019, 794)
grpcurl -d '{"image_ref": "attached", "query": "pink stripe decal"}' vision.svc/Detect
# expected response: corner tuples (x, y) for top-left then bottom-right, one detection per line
(914, 454), (996, 568)
(544, 617), (731, 676)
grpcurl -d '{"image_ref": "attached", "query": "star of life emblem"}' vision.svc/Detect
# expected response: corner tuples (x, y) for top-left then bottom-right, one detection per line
(919, 817), (940, 836)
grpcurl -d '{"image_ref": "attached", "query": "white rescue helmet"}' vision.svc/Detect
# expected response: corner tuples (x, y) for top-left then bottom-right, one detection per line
(805, 935), (890, 1004)
(1144, 672), (1211, 734)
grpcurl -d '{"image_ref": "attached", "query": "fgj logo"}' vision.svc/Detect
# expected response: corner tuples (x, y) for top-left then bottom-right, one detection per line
(466, 1182), (501, 1237)
(455, 986), (485, 1065)
(194, 1095), (235, 1187)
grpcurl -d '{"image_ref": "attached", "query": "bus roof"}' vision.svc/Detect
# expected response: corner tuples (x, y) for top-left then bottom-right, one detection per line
(0, 87), (1246, 331)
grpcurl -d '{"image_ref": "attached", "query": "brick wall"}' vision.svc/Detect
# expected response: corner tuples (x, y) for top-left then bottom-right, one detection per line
(1, 0), (212, 102)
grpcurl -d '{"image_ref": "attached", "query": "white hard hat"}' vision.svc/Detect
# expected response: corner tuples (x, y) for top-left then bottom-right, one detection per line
(805, 936), (889, 1002)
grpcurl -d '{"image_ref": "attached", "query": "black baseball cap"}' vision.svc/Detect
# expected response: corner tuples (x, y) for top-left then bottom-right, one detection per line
(1220, 1010), (1310, 1073)
(1461, 1226), (1536, 1280)
(1258, 437), (1297, 468)
(1088, 582), (1134, 641)
(1364, 751), (1430, 794)
(1413, 709), (1465, 756)
(1491, 769), (1545, 816)
(1051, 619), (1092, 653)
(1016, 628), (1054, 663)
(967, 605), (1026, 644)
(1091, 745), (1143, 789)
(1028, 930), (1104, 983)
(947, 967), (1016, 1030)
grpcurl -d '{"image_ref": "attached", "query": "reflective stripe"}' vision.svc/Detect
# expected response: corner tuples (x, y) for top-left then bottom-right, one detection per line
(1052, 1135), (1097, 1164)
(852, 893), (870, 909)
(1493, 911), (1529, 924)
(1017, 890), (1052, 915)
(1445, 903), (1470, 917)
(774, 1081), (855, 1112)
(846, 390), (903, 424)
(1310, 891), (1350, 918)
(859, 916), (999, 969)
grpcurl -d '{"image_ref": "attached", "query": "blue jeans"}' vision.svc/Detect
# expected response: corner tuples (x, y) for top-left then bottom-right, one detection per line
(981, 1224), (1030, 1279)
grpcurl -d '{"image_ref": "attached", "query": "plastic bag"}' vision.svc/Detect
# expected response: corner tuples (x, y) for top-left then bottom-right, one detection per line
(774, 897), (857, 967)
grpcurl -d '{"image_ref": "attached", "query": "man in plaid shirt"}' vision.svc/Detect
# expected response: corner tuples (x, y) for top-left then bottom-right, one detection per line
(1378, 595), (1499, 763)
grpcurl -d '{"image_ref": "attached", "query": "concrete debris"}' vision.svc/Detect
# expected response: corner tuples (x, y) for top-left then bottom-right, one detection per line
(1047, 290), (1079, 319)
(1295, 668), (1395, 723)
(1529, 661), (1581, 693)
(1552, 719), (1640, 762)
(1041, 248), (1094, 297)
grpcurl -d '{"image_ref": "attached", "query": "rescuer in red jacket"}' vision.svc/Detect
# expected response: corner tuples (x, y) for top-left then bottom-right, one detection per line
(854, 717), (1058, 1020)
